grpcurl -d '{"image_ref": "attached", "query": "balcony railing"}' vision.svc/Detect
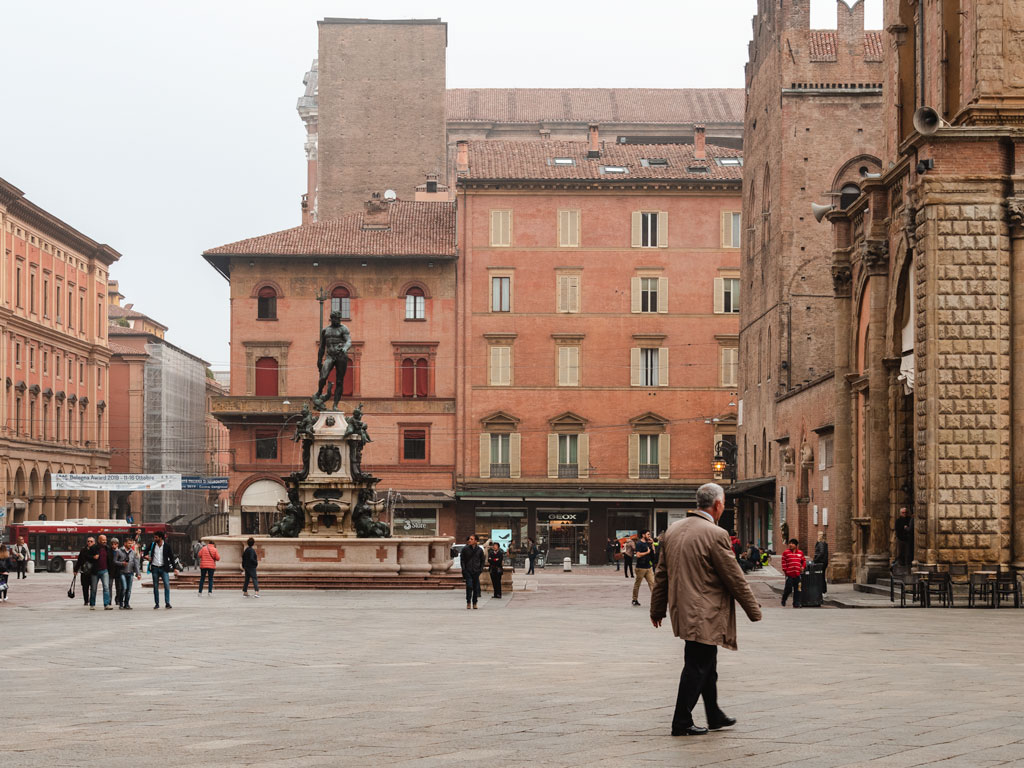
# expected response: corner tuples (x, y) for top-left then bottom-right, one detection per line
(558, 464), (579, 479)
(490, 463), (511, 478)
(639, 464), (660, 479)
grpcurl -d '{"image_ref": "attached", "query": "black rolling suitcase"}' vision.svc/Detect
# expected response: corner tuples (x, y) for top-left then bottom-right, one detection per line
(799, 564), (825, 607)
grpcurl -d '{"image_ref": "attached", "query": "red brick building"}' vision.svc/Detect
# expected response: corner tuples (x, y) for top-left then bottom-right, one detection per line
(454, 131), (743, 562)
(735, 0), (883, 570)
(203, 199), (458, 537)
(0, 177), (118, 525)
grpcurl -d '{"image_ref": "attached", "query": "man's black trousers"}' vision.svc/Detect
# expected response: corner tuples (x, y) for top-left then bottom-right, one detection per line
(672, 640), (723, 731)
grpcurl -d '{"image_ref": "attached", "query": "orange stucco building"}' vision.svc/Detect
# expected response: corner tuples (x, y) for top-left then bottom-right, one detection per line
(454, 130), (743, 562)
(203, 199), (458, 537)
(0, 177), (118, 525)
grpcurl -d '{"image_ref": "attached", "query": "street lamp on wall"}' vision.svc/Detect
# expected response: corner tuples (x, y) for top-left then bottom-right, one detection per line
(712, 440), (738, 485)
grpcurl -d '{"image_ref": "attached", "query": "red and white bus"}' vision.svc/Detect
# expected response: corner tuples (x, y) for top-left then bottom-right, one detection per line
(4, 519), (189, 572)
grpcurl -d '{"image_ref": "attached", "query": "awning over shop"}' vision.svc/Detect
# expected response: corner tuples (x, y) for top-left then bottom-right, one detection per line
(724, 477), (776, 501)
(456, 488), (696, 503)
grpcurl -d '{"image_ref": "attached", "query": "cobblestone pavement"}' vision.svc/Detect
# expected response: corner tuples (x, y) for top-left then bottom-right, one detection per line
(2, 568), (1023, 768)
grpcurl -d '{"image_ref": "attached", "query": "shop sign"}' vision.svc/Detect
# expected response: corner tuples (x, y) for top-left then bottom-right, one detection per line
(538, 511), (587, 523)
(491, 529), (512, 549)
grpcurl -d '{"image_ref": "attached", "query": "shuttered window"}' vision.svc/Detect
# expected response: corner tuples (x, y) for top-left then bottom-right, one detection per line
(721, 347), (739, 387)
(631, 347), (669, 387)
(489, 346), (511, 386)
(490, 210), (512, 247)
(721, 211), (741, 248)
(631, 276), (668, 313)
(714, 277), (740, 313)
(557, 346), (580, 386)
(631, 211), (668, 248)
(557, 274), (580, 313)
(558, 209), (580, 247)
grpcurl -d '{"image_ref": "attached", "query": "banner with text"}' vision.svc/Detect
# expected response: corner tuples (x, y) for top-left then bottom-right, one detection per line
(52, 474), (182, 491)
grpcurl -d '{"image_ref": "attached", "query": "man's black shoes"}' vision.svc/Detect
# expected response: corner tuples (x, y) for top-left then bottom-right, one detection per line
(708, 716), (736, 730)
(632, 600), (641, 606)
(671, 725), (708, 737)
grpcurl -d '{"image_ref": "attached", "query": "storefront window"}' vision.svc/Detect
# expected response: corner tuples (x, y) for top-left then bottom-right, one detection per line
(474, 507), (526, 549)
(392, 509), (438, 536)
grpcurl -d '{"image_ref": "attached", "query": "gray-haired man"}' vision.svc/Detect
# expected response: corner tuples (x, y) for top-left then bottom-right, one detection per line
(651, 483), (762, 736)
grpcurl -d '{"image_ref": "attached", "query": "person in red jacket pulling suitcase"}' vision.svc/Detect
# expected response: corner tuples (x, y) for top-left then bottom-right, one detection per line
(780, 539), (807, 608)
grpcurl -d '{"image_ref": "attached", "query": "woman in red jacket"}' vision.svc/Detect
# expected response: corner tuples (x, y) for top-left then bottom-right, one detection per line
(197, 540), (220, 596)
(780, 538), (806, 608)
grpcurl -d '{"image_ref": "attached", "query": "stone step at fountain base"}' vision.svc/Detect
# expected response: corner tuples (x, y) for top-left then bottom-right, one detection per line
(158, 572), (463, 591)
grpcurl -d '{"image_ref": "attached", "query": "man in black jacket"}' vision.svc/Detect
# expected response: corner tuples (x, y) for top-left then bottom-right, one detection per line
(486, 541), (504, 599)
(74, 537), (96, 606)
(147, 531), (179, 609)
(242, 537), (260, 597)
(460, 535), (485, 609)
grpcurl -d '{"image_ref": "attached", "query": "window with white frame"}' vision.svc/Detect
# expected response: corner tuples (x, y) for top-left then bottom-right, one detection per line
(556, 273), (580, 313)
(714, 276), (740, 313)
(641, 348), (659, 386)
(405, 287), (425, 320)
(558, 434), (578, 478)
(491, 276), (510, 312)
(638, 434), (660, 478)
(489, 346), (511, 386)
(722, 211), (742, 248)
(490, 433), (511, 477)
(558, 209), (580, 247)
(720, 347), (739, 387)
(556, 345), (580, 386)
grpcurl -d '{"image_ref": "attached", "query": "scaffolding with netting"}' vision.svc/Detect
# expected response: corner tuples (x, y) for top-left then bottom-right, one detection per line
(141, 342), (208, 524)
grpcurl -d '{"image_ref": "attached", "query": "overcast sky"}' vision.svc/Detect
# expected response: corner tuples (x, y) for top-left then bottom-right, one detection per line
(0, 0), (881, 369)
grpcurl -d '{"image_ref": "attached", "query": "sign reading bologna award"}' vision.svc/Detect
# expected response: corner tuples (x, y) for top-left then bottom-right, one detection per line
(52, 474), (182, 491)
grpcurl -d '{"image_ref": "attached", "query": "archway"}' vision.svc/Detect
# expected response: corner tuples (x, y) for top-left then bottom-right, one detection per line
(239, 478), (285, 535)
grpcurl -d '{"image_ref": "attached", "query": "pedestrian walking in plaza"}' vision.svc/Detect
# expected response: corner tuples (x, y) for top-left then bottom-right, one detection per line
(460, 534), (485, 609)
(631, 530), (656, 606)
(75, 537), (95, 607)
(894, 507), (914, 567)
(487, 540), (503, 598)
(0, 546), (12, 602)
(651, 482), (762, 737)
(242, 537), (260, 598)
(13, 537), (29, 579)
(110, 538), (127, 608)
(606, 537), (621, 570)
(780, 539), (806, 608)
(89, 534), (114, 611)
(622, 535), (635, 579)
(147, 530), (179, 609)
(526, 538), (538, 575)
(813, 532), (829, 594)
(197, 540), (220, 596)
(121, 539), (142, 609)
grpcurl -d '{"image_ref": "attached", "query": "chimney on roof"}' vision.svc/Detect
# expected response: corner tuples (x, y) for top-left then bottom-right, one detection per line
(415, 171), (450, 202)
(363, 192), (391, 229)
(694, 124), (706, 160)
(587, 124), (600, 158)
(456, 140), (469, 174)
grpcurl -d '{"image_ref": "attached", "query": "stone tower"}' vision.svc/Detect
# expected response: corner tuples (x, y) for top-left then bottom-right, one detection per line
(314, 18), (448, 219)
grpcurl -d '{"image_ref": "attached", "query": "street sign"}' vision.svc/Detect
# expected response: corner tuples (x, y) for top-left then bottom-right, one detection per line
(181, 476), (230, 490)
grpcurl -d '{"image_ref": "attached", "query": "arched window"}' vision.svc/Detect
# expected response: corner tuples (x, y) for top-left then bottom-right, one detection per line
(331, 286), (351, 320)
(257, 287), (277, 320)
(840, 183), (860, 210)
(254, 357), (279, 396)
(405, 287), (425, 320)
(401, 357), (429, 397)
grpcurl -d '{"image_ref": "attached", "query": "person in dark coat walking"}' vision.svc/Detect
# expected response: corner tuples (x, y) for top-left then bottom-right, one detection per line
(74, 537), (96, 606)
(242, 537), (260, 598)
(460, 535), (485, 609)
(526, 538), (538, 575)
(894, 507), (914, 566)
(487, 541), (504, 599)
(606, 537), (621, 570)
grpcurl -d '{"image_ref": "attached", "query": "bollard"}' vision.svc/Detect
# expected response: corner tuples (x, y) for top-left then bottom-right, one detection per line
(563, 557), (572, 572)
(27, 560), (35, 575)
(66, 560), (75, 574)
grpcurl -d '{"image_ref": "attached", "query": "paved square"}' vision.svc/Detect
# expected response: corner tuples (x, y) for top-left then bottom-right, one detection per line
(2, 568), (1023, 768)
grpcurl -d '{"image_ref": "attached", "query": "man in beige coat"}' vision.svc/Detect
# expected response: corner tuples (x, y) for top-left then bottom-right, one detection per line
(651, 482), (762, 737)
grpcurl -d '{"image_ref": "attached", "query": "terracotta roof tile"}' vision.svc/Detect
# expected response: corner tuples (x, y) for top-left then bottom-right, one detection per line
(446, 88), (744, 125)
(108, 340), (144, 356)
(809, 31), (838, 62)
(204, 201), (456, 258)
(864, 32), (884, 61)
(462, 140), (743, 182)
